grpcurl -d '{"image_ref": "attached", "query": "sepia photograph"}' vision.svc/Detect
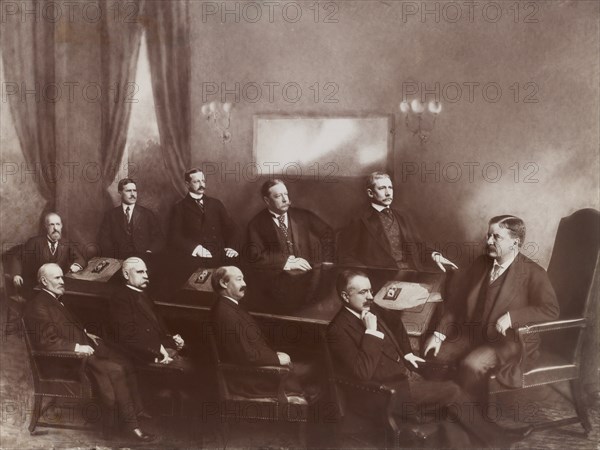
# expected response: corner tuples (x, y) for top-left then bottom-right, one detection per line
(0, 0), (598, 448)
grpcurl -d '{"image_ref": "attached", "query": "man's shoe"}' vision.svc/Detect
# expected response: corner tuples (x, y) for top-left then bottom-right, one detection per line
(131, 428), (156, 442)
(137, 410), (153, 419)
(502, 425), (534, 444)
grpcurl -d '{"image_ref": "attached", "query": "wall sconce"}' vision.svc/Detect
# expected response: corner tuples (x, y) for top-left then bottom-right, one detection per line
(201, 101), (233, 143)
(399, 99), (442, 145)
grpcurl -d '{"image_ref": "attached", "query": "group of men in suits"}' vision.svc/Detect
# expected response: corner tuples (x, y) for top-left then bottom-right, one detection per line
(13, 166), (560, 446)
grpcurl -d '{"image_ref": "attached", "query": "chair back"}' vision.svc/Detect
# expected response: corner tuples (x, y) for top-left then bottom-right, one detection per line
(545, 209), (600, 359)
(22, 317), (42, 392)
(207, 323), (230, 399)
(321, 331), (345, 419)
(2, 244), (22, 298)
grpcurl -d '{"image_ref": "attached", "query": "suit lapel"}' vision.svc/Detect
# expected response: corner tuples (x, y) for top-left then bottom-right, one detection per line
(483, 254), (526, 323)
(362, 209), (392, 257)
(341, 308), (402, 362)
(466, 260), (490, 321)
(185, 194), (205, 219)
(287, 209), (300, 253)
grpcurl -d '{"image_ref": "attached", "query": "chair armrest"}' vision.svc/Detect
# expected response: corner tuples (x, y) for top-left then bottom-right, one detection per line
(31, 350), (88, 359)
(219, 363), (292, 404)
(31, 351), (92, 391)
(220, 363), (291, 375)
(333, 376), (397, 396)
(516, 318), (586, 336)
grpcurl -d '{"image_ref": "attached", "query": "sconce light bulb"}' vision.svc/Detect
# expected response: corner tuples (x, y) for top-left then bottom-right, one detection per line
(209, 101), (218, 112)
(428, 101), (442, 114)
(201, 104), (210, 116)
(410, 99), (425, 113)
(399, 101), (410, 114)
(222, 102), (232, 113)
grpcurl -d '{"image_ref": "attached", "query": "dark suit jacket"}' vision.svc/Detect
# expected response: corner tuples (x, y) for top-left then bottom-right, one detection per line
(24, 289), (92, 352)
(109, 285), (175, 362)
(211, 295), (279, 366)
(13, 235), (86, 290)
(169, 194), (238, 260)
(326, 304), (413, 383)
(97, 204), (163, 259)
(437, 253), (560, 388)
(246, 207), (334, 269)
(338, 206), (436, 270)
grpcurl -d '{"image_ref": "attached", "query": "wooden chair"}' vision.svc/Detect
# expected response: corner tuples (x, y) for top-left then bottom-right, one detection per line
(489, 208), (600, 435)
(321, 331), (437, 448)
(2, 244), (27, 336)
(207, 326), (313, 447)
(22, 317), (97, 434)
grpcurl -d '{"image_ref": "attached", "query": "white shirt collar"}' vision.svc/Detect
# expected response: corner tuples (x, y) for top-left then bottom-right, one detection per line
(189, 192), (203, 200)
(126, 284), (143, 292)
(494, 251), (518, 271)
(269, 210), (288, 227)
(344, 306), (369, 320)
(371, 203), (389, 213)
(43, 288), (58, 299)
(122, 203), (135, 214)
(223, 295), (239, 305)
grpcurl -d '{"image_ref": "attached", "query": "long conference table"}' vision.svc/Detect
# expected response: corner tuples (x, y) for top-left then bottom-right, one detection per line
(61, 261), (446, 353)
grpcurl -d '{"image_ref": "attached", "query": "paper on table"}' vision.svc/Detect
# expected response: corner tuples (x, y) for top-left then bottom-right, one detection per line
(374, 281), (442, 310)
(67, 257), (122, 282)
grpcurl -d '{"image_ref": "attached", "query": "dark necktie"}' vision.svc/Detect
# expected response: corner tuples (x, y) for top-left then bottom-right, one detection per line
(49, 240), (57, 255)
(490, 264), (502, 285)
(277, 214), (294, 255)
(124, 206), (133, 235)
(195, 198), (205, 213)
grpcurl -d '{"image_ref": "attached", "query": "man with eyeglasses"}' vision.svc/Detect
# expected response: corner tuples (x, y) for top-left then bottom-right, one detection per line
(326, 269), (533, 447)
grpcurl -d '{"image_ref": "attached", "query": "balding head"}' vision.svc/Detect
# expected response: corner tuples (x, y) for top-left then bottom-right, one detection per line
(122, 257), (149, 289)
(38, 263), (65, 296)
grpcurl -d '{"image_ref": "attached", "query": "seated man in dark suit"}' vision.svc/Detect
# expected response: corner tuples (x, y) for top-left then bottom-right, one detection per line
(12, 212), (86, 297)
(338, 172), (457, 271)
(423, 215), (560, 399)
(109, 257), (191, 370)
(326, 269), (532, 447)
(24, 263), (154, 441)
(97, 178), (164, 260)
(246, 179), (334, 272)
(169, 168), (239, 268)
(210, 265), (313, 399)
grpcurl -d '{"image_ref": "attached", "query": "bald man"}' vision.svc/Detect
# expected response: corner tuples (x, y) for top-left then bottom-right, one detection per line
(109, 257), (189, 368)
(24, 263), (154, 441)
(12, 212), (86, 297)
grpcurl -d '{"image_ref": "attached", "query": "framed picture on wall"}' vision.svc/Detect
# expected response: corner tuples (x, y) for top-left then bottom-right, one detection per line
(252, 114), (394, 179)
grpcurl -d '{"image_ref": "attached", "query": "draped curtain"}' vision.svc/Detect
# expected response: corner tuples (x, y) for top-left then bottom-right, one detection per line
(99, 0), (143, 207)
(144, 0), (192, 196)
(1, 0), (57, 214)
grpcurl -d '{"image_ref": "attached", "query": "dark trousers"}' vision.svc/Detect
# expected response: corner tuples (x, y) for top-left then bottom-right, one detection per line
(394, 374), (503, 447)
(87, 343), (143, 430)
(434, 333), (520, 399)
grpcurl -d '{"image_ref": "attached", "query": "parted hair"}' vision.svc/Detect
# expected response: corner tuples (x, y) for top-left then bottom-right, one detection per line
(260, 179), (285, 198)
(336, 269), (369, 297)
(117, 178), (136, 192)
(489, 215), (526, 247)
(365, 171), (391, 190)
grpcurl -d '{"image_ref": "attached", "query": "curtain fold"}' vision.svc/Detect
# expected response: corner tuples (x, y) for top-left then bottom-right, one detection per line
(144, 0), (192, 196)
(99, 0), (143, 207)
(1, 0), (56, 211)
